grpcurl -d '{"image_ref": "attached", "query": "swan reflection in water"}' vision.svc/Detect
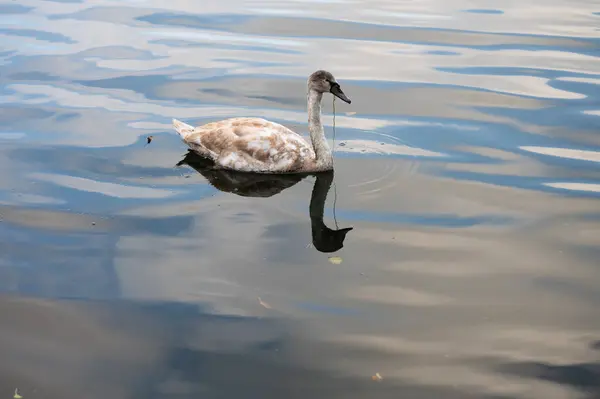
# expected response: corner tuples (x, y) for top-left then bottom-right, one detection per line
(177, 150), (353, 253)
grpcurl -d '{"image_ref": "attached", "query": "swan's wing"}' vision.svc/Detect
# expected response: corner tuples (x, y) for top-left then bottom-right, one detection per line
(186, 118), (315, 173)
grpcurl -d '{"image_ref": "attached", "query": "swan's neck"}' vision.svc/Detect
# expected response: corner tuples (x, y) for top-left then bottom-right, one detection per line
(307, 89), (332, 167)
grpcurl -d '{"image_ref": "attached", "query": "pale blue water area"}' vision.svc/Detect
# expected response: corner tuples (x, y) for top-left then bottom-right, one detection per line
(0, 1), (599, 398)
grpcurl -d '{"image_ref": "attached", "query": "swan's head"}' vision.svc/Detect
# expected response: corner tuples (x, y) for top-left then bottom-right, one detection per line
(308, 70), (351, 104)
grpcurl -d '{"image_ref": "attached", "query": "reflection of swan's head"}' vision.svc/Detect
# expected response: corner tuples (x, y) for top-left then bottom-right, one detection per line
(308, 70), (351, 104)
(312, 225), (353, 253)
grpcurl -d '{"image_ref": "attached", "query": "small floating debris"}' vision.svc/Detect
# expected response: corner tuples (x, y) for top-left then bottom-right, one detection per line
(14, 388), (22, 399)
(345, 111), (357, 116)
(372, 372), (383, 382)
(258, 297), (272, 309)
(328, 256), (343, 265)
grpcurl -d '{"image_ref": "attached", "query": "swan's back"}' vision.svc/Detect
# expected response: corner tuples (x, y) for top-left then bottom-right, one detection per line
(174, 117), (315, 173)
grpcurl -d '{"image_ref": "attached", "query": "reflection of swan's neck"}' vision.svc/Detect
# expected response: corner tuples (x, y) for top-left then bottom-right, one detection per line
(310, 172), (334, 231)
(309, 172), (352, 253)
(307, 89), (332, 167)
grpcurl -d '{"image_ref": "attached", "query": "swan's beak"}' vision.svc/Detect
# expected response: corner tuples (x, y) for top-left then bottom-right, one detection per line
(330, 83), (351, 104)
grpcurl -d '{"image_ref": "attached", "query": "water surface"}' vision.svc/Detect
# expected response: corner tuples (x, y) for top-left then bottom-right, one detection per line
(1, 0), (599, 398)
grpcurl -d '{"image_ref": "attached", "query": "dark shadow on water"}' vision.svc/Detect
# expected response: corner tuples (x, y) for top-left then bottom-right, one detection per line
(0, 297), (509, 399)
(497, 355), (600, 398)
(176, 150), (353, 253)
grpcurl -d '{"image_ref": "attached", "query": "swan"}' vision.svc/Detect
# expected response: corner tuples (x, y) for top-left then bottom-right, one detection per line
(172, 70), (351, 174)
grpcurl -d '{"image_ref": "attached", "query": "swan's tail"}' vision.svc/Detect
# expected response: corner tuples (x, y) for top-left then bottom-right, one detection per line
(172, 118), (195, 140)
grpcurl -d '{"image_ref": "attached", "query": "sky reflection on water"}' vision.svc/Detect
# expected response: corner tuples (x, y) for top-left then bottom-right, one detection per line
(0, 0), (599, 397)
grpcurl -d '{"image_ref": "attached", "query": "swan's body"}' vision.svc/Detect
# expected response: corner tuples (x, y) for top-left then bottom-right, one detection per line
(172, 70), (351, 174)
(172, 117), (318, 173)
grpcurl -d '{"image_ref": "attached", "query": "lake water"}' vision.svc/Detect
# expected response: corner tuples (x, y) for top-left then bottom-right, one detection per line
(1, 1), (599, 398)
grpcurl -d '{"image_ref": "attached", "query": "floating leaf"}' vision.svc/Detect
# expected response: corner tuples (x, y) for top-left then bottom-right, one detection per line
(328, 256), (343, 265)
(371, 372), (383, 382)
(14, 388), (22, 399)
(258, 297), (272, 309)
